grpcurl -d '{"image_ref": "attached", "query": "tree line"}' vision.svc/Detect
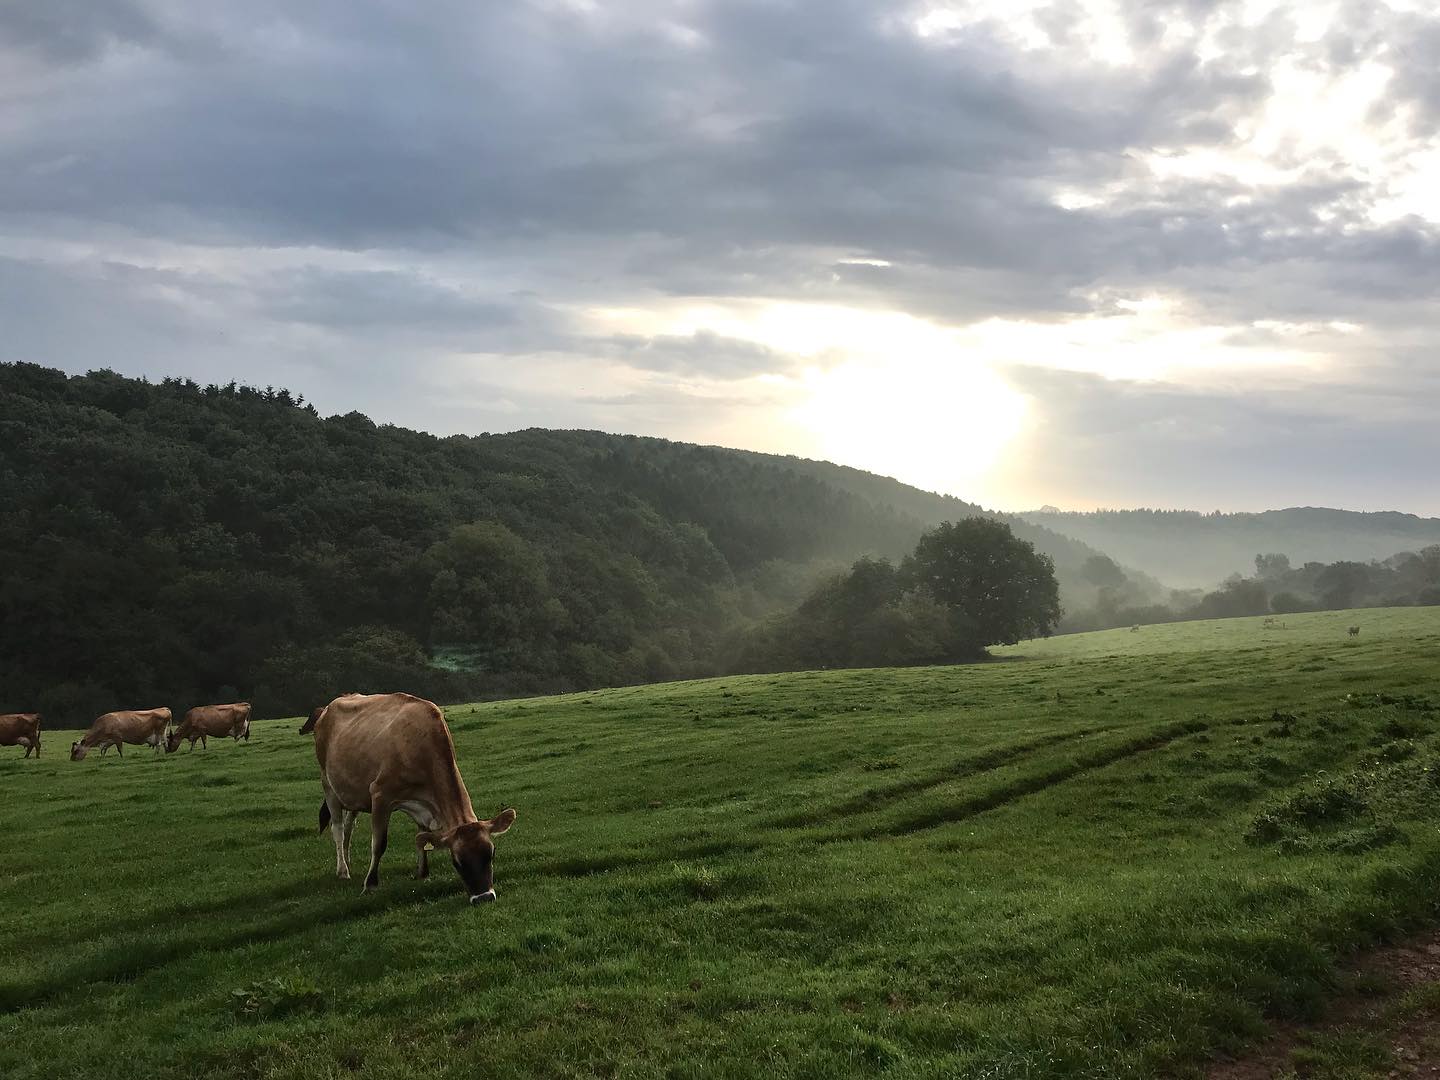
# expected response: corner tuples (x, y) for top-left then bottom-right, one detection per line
(1061, 548), (1440, 632)
(0, 364), (1063, 725)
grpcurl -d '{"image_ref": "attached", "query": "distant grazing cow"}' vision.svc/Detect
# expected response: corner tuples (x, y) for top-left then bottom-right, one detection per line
(0, 713), (42, 757)
(313, 692), (516, 903)
(71, 708), (172, 760)
(166, 702), (252, 752)
(1129, 624), (1140, 632)
(1348, 625), (1360, 637)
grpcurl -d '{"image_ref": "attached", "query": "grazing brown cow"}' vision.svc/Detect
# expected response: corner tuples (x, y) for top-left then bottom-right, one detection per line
(298, 705), (325, 735)
(313, 692), (516, 903)
(0, 713), (42, 758)
(166, 702), (252, 752)
(71, 708), (172, 760)
(1348, 625), (1361, 637)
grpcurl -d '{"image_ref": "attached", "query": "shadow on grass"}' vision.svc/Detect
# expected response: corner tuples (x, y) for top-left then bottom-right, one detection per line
(0, 875), (457, 1014)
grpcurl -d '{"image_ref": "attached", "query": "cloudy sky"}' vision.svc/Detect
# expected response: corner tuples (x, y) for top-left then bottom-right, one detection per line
(3, 1), (1439, 514)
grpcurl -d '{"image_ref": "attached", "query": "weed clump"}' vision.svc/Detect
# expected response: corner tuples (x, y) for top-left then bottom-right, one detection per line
(1247, 752), (1440, 854)
(230, 975), (323, 1020)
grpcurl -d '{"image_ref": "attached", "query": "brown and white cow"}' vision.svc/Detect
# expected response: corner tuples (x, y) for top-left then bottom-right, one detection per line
(313, 692), (516, 903)
(70, 708), (172, 760)
(166, 702), (252, 752)
(0, 713), (42, 758)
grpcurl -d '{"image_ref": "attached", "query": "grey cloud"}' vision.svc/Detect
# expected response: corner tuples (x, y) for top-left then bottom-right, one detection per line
(250, 268), (575, 353)
(594, 330), (785, 379)
(0, 0), (160, 62)
(1001, 365), (1440, 514)
(1, 0), (1424, 329)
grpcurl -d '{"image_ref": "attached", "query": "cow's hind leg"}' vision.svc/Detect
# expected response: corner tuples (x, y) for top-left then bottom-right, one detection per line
(364, 799), (392, 892)
(339, 811), (359, 879)
(324, 791), (352, 879)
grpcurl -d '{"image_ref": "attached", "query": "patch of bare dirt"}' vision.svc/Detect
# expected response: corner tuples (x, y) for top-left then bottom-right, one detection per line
(1208, 929), (1440, 1079)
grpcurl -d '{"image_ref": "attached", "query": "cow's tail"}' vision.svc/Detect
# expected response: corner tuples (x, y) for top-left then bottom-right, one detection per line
(299, 706), (323, 736)
(318, 800), (332, 834)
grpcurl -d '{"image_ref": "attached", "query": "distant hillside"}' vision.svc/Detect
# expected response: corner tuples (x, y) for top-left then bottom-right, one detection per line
(1016, 507), (1440, 587)
(727, 451), (1103, 574)
(0, 363), (1111, 722)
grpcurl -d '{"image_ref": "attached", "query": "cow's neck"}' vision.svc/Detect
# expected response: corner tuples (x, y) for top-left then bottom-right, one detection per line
(416, 764), (479, 832)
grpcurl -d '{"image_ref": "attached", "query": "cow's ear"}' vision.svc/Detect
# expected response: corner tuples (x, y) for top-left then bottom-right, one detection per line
(487, 808), (516, 836)
(415, 829), (452, 851)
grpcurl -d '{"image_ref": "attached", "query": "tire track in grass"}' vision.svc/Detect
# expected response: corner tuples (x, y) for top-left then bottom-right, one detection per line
(761, 725), (1113, 830)
(522, 722), (1205, 879)
(520, 728), (1116, 878)
(841, 718), (1211, 841)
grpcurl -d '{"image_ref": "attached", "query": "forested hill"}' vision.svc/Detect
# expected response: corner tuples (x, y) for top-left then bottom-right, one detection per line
(0, 363), (1104, 724)
(1017, 507), (1440, 587)
(724, 450), (1101, 571)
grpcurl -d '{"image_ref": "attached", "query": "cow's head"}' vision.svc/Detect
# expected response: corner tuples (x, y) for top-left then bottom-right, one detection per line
(164, 729), (183, 753)
(70, 741), (88, 761)
(416, 808), (516, 904)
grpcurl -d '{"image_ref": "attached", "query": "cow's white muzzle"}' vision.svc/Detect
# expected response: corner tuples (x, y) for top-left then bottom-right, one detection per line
(470, 889), (497, 905)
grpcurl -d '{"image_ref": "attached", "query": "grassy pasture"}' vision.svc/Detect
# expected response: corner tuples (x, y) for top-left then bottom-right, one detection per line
(2, 608), (1440, 1079)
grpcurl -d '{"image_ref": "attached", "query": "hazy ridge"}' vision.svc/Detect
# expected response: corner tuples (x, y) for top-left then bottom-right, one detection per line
(1017, 506), (1440, 588)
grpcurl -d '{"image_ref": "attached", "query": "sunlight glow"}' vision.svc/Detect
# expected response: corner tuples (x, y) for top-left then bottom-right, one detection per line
(792, 357), (1029, 501)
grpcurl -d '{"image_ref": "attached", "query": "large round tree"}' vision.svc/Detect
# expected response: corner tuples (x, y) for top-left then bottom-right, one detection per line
(902, 517), (1061, 653)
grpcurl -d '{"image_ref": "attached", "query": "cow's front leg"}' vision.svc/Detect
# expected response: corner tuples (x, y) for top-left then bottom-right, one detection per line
(364, 802), (392, 892)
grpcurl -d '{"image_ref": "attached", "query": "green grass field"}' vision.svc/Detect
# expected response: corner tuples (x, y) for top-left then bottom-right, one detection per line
(3, 608), (1440, 1079)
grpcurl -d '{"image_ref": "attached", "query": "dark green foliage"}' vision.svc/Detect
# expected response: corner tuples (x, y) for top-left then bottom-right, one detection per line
(735, 520), (1062, 671)
(0, 364), (1101, 722)
(902, 517), (1062, 648)
(1192, 575), (1271, 619)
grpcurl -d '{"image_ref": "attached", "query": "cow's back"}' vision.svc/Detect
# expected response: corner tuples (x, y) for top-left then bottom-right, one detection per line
(0, 713), (40, 741)
(95, 708), (170, 739)
(315, 693), (461, 811)
(186, 702), (249, 736)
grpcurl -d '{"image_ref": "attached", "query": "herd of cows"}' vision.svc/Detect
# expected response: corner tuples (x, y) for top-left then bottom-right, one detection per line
(0, 702), (251, 759)
(0, 692), (517, 905)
